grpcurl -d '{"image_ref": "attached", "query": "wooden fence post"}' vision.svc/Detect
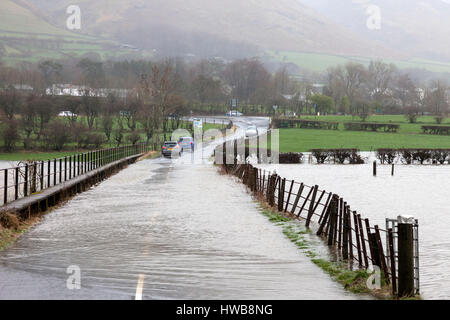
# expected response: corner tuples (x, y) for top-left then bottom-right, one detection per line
(353, 211), (363, 267)
(290, 183), (304, 215)
(398, 220), (415, 297)
(318, 193), (332, 224)
(306, 185), (319, 227)
(278, 178), (285, 212)
(358, 214), (369, 268)
(388, 228), (397, 296)
(337, 198), (344, 249)
(347, 206), (354, 259)
(375, 225), (390, 284)
(327, 196), (338, 245)
(342, 208), (349, 259)
(298, 187), (314, 218)
(284, 180), (295, 212)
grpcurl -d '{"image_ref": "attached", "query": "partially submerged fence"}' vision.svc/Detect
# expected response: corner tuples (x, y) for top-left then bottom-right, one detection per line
(343, 122), (400, 132)
(215, 138), (420, 298)
(1, 143), (151, 206)
(272, 118), (339, 130)
(421, 125), (450, 135)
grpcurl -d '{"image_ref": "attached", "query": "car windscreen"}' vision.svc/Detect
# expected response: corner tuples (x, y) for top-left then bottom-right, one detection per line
(164, 143), (177, 147)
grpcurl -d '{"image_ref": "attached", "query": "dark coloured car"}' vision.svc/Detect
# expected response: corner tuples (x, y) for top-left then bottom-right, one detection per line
(162, 141), (182, 158)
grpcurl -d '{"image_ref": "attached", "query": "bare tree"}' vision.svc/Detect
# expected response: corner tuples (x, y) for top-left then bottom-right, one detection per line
(424, 80), (449, 124)
(0, 86), (21, 120)
(81, 89), (100, 129)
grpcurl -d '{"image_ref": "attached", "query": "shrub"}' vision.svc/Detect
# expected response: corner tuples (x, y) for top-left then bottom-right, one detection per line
(400, 149), (414, 164)
(412, 149), (432, 164)
(279, 153), (303, 164)
(376, 149), (397, 164)
(311, 150), (330, 164)
(42, 120), (70, 151)
(81, 132), (106, 149)
(0, 212), (20, 230)
(126, 132), (141, 146)
(1, 118), (20, 151)
(432, 150), (450, 164)
(349, 150), (365, 164)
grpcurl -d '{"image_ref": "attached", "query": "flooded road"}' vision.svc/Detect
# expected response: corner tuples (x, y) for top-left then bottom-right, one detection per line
(0, 118), (359, 300)
(258, 158), (450, 300)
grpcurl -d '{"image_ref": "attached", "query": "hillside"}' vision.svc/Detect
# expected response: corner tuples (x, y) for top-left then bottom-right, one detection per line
(2, 0), (450, 75)
(25, 0), (397, 59)
(302, 0), (450, 62)
(0, 0), (148, 63)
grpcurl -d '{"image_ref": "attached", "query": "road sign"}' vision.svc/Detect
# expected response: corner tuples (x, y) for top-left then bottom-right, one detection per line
(231, 99), (238, 108)
(193, 118), (203, 129)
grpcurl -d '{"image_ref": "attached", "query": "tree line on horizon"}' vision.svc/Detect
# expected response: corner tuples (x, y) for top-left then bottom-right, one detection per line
(0, 56), (449, 152)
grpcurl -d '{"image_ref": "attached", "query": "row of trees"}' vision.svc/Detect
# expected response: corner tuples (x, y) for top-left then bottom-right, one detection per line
(1, 57), (449, 152)
(325, 61), (449, 123)
(0, 62), (187, 151)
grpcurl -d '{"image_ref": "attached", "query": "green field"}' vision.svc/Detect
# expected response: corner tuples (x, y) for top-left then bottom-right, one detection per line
(0, 151), (75, 162)
(268, 51), (450, 74)
(278, 115), (450, 152)
(0, 117), (226, 161)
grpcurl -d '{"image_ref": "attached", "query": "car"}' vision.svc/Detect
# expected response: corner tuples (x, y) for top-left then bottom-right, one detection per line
(226, 110), (243, 117)
(58, 111), (77, 117)
(178, 137), (195, 152)
(245, 125), (258, 138)
(162, 141), (182, 158)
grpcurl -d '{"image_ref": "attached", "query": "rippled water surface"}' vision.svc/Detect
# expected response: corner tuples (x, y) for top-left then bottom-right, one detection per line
(258, 157), (450, 300)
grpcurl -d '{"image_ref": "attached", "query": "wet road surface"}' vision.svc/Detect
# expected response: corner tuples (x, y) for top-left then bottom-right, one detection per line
(0, 117), (359, 300)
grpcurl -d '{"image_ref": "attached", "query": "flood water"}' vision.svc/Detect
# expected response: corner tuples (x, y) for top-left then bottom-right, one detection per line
(0, 121), (362, 300)
(258, 155), (450, 300)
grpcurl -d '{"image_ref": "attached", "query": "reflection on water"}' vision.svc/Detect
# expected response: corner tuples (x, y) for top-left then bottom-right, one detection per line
(258, 156), (450, 300)
(0, 154), (361, 299)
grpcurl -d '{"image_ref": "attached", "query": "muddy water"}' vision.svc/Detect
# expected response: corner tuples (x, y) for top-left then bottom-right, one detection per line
(258, 158), (450, 300)
(0, 146), (360, 299)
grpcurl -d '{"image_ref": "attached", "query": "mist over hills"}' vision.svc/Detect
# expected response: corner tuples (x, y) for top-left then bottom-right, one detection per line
(25, 0), (395, 59)
(1, 0), (450, 75)
(302, 0), (450, 62)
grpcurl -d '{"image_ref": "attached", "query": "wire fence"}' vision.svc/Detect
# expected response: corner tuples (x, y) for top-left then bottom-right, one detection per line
(1, 143), (151, 206)
(216, 139), (420, 297)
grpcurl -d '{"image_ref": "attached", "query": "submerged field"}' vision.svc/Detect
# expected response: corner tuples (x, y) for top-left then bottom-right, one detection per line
(279, 115), (450, 152)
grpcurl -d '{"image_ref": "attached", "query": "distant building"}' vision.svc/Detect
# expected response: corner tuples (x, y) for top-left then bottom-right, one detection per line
(12, 84), (34, 92)
(311, 84), (325, 95)
(283, 94), (306, 102)
(46, 84), (130, 98)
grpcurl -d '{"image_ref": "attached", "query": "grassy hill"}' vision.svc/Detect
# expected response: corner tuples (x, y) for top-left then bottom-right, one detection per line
(0, 0), (151, 63)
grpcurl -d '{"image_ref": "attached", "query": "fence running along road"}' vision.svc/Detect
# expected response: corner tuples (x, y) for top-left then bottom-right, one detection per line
(1, 143), (151, 207)
(215, 138), (420, 298)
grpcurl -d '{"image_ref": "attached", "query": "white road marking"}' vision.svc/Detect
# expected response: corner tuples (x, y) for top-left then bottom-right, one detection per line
(135, 274), (145, 300)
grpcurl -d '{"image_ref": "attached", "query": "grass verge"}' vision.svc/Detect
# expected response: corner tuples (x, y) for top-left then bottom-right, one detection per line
(258, 202), (398, 299)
